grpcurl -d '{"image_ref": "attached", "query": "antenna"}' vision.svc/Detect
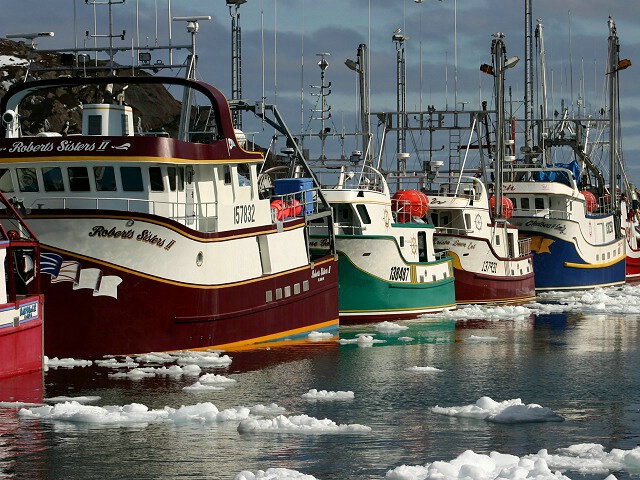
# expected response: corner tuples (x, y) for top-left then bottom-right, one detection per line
(227, 0), (248, 129)
(6, 32), (54, 48)
(172, 16), (211, 79)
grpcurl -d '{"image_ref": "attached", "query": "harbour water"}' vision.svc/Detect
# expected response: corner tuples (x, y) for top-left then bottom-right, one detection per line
(2, 286), (640, 480)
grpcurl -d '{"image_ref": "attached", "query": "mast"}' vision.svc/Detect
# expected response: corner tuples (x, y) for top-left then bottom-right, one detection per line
(535, 19), (549, 165)
(393, 29), (408, 189)
(228, 0), (246, 129)
(523, 0), (534, 155)
(345, 44), (371, 163)
(487, 33), (519, 219)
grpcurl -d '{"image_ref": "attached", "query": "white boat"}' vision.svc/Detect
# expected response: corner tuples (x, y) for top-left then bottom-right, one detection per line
(308, 163), (455, 323)
(427, 175), (535, 304)
(499, 18), (627, 291)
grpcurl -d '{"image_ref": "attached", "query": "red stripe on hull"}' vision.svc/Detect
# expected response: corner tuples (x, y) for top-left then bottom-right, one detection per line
(0, 302), (44, 379)
(626, 249), (640, 282)
(454, 268), (536, 305)
(41, 253), (338, 359)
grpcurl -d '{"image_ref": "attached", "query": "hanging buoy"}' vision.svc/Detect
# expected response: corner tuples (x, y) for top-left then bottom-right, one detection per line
(270, 199), (289, 221)
(490, 195), (514, 219)
(580, 190), (597, 212)
(288, 198), (302, 217)
(392, 190), (429, 223)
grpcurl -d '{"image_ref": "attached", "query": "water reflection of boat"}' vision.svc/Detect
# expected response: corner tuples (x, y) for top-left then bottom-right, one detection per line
(0, 192), (43, 385)
(0, 369), (43, 404)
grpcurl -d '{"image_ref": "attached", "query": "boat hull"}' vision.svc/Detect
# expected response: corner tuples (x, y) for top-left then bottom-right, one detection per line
(435, 234), (536, 305)
(451, 267), (535, 304)
(28, 212), (338, 359)
(335, 244), (456, 324)
(0, 296), (44, 379)
(39, 249), (337, 358)
(528, 234), (625, 290)
(626, 250), (640, 282)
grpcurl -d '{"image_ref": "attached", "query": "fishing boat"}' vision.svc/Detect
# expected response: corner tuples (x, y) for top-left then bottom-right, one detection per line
(0, 21), (338, 358)
(347, 34), (534, 305)
(0, 192), (43, 379)
(427, 175), (535, 304)
(309, 163), (455, 323)
(497, 17), (627, 291)
(621, 191), (640, 282)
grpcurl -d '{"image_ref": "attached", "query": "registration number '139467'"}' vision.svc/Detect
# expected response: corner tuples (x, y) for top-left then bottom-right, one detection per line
(389, 266), (410, 282)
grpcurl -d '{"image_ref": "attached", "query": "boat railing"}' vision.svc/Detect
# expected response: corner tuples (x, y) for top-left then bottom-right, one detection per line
(334, 224), (364, 235)
(434, 250), (449, 261)
(518, 237), (532, 256)
(29, 196), (218, 230)
(511, 207), (571, 221)
(434, 226), (473, 236)
(269, 189), (320, 223)
(434, 178), (484, 202)
(314, 164), (387, 193)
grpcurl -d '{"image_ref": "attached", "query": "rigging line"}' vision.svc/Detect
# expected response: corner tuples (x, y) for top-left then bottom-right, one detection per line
(300, 1), (305, 141)
(274, 0), (277, 104)
(568, 9), (574, 117)
(261, 2), (265, 129)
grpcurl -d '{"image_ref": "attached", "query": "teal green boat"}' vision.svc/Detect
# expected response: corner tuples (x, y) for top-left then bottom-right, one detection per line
(309, 164), (456, 324)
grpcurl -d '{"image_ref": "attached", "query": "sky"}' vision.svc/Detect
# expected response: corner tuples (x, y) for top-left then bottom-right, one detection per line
(2, 1), (640, 179)
(3, 284), (640, 479)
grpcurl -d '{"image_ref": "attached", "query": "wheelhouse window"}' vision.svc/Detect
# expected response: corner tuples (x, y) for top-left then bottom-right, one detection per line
(87, 115), (102, 135)
(121, 167), (144, 192)
(149, 167), (164, 192)
(0, 169), (14, 193)
(94, 166), (116, 191)
(223, 165), (232, 184)
(168, 166), (185, 192)
(17, 168), (39, 192)
(42, 167), (64, 192)
(356, 204), (371, 224)
(521, 197), (530, 210)
(535, 197), (545, 210)
(168, 167), (177, 191)
(68, 167), (90, 191)
(418, 231), (428, 262)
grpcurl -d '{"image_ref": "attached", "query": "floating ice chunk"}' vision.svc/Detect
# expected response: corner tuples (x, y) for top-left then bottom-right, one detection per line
(18, 401), (168, 425)
(182, 382), (227, 392)
(431, 396), (564, 423)
(45, 357), (93, 368)
(338, 334), (385, 347)
(44, 396), (101, 404)
(198, 373), (236, 385)
(301, 389), (355, 400)
(95, 357), (138, 368)
(175, 351), (233, 367)
(375, 321), (409, 333)
(248, 403), (287, 416)
(307, 331), (334, 340)
(237, 414), (371, 434)
(234, 468), (318, 480)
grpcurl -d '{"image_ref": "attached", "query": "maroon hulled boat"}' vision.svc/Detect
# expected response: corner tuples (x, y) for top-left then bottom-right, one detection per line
(0, 73), (338, 359)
